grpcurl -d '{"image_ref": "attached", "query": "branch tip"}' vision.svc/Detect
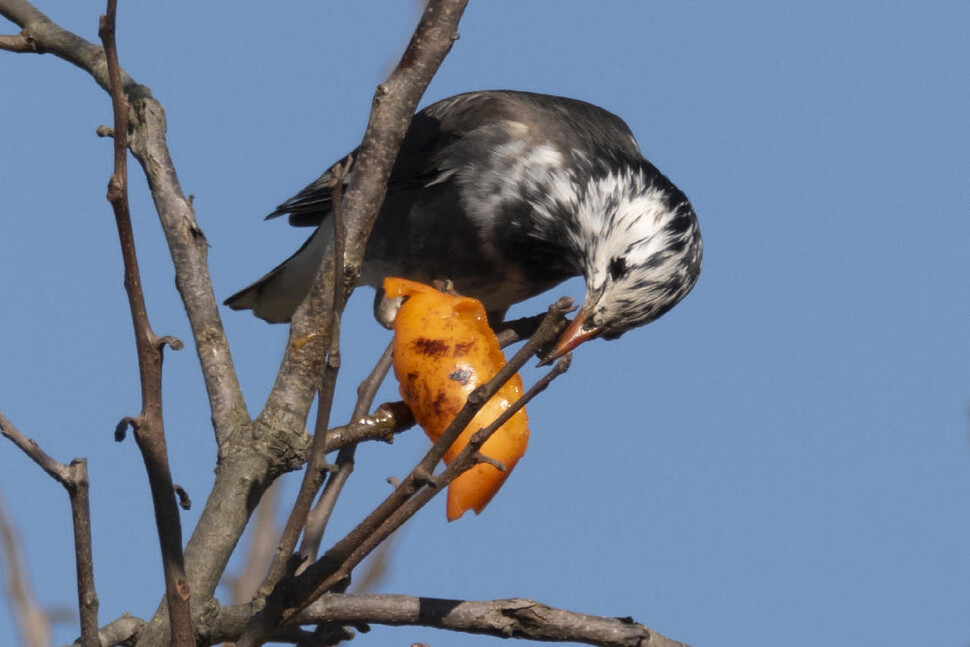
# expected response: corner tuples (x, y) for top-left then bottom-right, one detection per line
(114, 417), (136, 442)
(174, 485), (192, 510)
(474, 453), (507, 472)
(158, 335), (184, 351)
(0, 31), (35, 53)
(411, 467), (437, 488)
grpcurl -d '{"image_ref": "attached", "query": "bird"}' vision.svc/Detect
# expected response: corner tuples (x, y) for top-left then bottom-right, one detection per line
(225, 90), (702, 357)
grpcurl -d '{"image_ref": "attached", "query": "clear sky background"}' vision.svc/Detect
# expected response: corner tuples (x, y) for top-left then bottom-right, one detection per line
(2, 2), (969, 646)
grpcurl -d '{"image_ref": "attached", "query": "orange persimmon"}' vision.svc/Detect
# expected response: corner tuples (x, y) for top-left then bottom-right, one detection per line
(384, 277), (530, 521)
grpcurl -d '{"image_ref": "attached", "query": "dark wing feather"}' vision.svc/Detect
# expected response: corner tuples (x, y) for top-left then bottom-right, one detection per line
(263, 91), (643, 229)
(263, 98), (468, 228)
(264, 150), (351, 226)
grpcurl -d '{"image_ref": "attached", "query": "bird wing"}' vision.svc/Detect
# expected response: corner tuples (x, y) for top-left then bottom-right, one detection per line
(263, 95), (481, 228)
(263, 91), (643, 229)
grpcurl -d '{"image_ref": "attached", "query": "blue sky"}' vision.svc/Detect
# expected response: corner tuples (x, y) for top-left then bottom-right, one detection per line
(2, 2), (969, 646)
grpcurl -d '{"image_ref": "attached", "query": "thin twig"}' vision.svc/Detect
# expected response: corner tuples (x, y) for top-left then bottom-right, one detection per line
(495, 313), (549, 347)
(246, 346), (397, 645)
(443, 356), (570, 480)
(0, 411), (72, 483)
(259, 162), (352, 598)
(354, 343), (398, 421)
(0, 412), (100, 647)
(98, 3), (192, 645)
(234, 5), (468, 644)
(297, 162), (354, 567)
(67, 459), (99, 647)
(1, 3), (698, 646)
(292, 352), (572, 617)
(300, 342), (396, 565)
(161, 0), (468, 637)
(255, 0), (468, 482)
(280, 299), (573, 623)
(318, 401), (416, 450)
(2, 0), (248, 449)
(408, 297), (573, 488)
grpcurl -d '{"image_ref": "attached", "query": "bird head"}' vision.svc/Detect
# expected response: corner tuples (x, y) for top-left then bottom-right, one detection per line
(548, 164), (703, 358)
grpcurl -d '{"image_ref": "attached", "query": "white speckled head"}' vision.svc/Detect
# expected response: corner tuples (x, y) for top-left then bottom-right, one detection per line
(568, 164), (703, 340)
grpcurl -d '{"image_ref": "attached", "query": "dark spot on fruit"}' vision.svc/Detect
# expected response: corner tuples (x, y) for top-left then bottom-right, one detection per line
(412, 337), (449, 358)
(453, 340), (475, 356)
(448, 367), (473, 385)
(432, 390), (449, 417)
(401, 384), (415, 402)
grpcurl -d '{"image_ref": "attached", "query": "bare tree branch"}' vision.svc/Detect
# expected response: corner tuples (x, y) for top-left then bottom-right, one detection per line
(0, 30), (31, 51)
(259, 163), (354, 597)
(1, 412), (73, 484)
(299, 342), (397, 568)
(296, 168), (359, 569)
(98, 3), (192, 644)
(1, 4), (261, 627)
(276, 299), (573, 628)
(144, 0), (469, 641)
(0, 5), (298, 645)
(0, 413), (100, 647)
(0, 0), (248, 444)
(0, 0), (132, 91)
(209, 594), (690, 647)
(256, 0), (469, 462)
(305, 594), (691, 647)
(66, 460), (99, 647)
(312, 354), (569, 595)
(315, 401), (416, 451)
(3, 3), (695, 647)
(82, 591), (692, 647)
(231, 2), (469, 643)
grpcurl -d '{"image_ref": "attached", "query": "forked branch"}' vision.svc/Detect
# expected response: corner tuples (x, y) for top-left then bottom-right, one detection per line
(276, 299), (574, 628)
(1, 2), (695, 647)
(0, 412), (99, 647)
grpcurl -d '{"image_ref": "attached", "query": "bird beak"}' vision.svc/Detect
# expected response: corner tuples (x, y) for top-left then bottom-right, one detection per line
(546, 297), (603, 360)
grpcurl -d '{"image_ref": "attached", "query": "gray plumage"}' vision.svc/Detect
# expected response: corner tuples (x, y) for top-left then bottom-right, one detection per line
(226, 90), (702, 349)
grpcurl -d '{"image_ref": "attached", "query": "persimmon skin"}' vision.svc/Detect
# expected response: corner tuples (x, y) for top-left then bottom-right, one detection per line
(384, 277), (530, 521)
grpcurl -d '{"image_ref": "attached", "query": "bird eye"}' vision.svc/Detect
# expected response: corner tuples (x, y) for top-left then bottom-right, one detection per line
(608, 257), (627, 282)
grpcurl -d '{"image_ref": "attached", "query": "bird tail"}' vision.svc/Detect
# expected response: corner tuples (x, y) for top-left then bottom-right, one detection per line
(224, 224), (333, 323)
